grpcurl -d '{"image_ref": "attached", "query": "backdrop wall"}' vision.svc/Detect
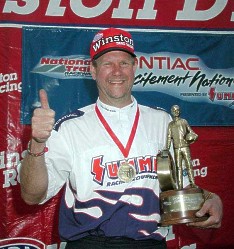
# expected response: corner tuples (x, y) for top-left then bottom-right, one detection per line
(0, 1), (234, 248)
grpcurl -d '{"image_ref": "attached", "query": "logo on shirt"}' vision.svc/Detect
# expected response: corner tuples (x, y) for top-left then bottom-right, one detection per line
(91, 155), (157, 185)
(0, 238), (45, 249)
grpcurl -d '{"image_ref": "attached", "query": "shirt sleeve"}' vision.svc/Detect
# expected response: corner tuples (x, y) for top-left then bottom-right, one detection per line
(41, 125), (73, 203)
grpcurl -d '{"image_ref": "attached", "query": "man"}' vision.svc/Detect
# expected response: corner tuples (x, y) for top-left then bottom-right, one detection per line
(20, 28), (223, 249)
(166, 105), (198, 189)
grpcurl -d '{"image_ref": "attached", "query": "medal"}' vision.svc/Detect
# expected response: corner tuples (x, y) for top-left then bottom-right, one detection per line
(95, 104), (140, 183)
(118, 162), (136, 183)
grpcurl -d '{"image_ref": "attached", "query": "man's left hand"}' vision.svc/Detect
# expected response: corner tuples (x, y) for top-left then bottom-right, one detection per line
(187, 193), (223, 229)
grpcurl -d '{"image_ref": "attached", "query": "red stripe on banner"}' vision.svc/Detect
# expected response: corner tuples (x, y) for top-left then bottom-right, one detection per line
(169, 126), (234, 249)
(0, 27), (61, 244)
(1, 0), (234, 248)
(0, 0), (233, 29)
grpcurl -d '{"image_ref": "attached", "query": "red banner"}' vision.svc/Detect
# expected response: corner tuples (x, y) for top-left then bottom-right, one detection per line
(0, 0), (233, 29)
(0, 0), (234, 248)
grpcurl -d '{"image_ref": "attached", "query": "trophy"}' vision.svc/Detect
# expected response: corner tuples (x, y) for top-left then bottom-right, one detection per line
(157, 105), (208, 226)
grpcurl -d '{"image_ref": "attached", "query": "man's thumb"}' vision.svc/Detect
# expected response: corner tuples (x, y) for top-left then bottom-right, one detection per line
(39, 89), (50, 109)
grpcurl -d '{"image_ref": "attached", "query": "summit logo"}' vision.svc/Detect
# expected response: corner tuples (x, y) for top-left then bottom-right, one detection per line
(209, 87), (234, 107)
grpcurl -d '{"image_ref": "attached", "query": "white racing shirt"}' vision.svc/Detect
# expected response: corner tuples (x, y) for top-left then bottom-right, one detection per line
(43, 97), (172, 241)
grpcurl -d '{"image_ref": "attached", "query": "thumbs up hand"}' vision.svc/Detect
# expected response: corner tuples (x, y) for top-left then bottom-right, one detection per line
(31, 89), (55, 143)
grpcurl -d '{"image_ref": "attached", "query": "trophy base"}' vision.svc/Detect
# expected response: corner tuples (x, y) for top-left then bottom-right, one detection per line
(160, 187), (208, 226)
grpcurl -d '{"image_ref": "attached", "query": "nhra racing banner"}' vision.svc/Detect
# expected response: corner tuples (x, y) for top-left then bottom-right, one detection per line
(21, 27), (234, 126)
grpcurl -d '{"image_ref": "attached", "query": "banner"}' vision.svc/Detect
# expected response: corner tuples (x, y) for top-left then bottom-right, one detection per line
(1, 0), (234, 248)
(21, 27), (234, 125)
(1, 0), (233, 29)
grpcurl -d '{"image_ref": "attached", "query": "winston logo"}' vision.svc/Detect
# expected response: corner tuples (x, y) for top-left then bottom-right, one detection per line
(92, 33), (134, 52)
(32, 55), (92, 79)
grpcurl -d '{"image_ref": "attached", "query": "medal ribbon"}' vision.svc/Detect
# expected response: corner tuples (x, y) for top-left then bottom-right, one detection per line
(95, 104), (140, 158)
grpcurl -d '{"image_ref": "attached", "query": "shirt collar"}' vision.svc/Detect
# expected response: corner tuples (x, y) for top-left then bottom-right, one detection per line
(96, 97), (137, 117)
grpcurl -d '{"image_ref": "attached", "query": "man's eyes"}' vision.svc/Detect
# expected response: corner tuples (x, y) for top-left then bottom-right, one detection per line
(120, 61), (130, 66)
(102, 61), (130, 66)
(103, 62), (111, 66)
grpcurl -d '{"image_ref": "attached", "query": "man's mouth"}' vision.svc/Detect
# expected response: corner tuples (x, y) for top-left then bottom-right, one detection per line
(109, 79), (125, 84)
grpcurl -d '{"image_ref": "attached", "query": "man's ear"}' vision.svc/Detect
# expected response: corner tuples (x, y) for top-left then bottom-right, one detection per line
(90, 63), (97, 80)
(133, 57), (138, 73)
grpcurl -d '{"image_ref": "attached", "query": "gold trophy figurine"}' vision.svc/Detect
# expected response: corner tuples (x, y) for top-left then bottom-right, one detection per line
(166, 105), (198, 189)
(157, 105), (208, 226)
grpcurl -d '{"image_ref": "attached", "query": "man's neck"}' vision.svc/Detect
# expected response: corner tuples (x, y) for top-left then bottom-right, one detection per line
(99, 97), (133, 109)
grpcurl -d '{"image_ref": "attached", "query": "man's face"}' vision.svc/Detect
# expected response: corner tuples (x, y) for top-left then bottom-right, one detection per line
(90, 50), (137, 108)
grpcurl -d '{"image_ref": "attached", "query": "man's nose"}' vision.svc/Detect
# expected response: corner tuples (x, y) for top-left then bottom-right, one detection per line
(112, 64), (122, 75)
